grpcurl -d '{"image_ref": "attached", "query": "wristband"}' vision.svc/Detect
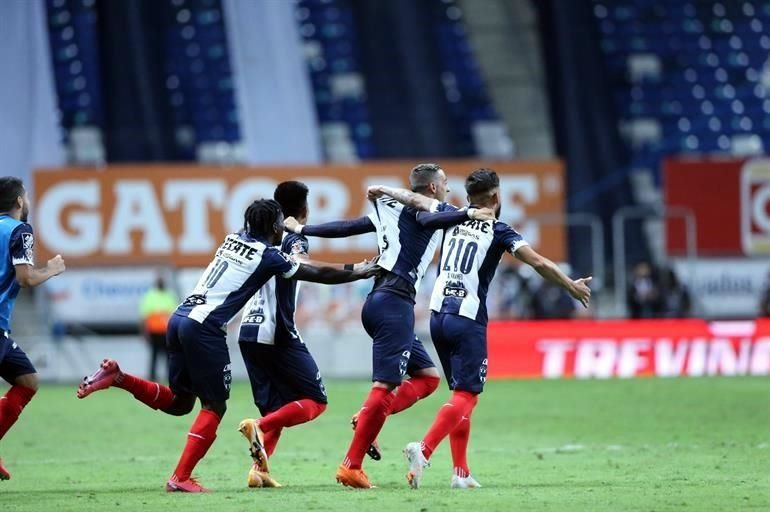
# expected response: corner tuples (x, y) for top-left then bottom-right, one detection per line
(467, 209), (477, 220)
(344, 263), (354, 271)
(295, 224), (305, 234)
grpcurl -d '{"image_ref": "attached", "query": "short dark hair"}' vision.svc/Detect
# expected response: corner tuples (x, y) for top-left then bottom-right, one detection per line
(273, 181), (309, 219)
(243, 199), (283, 238)
(465, 168), (499, 199)
(409, 163), (442, 193)
(0, 177), (24, 213)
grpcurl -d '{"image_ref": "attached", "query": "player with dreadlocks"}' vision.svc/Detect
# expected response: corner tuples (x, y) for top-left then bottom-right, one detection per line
(76, 199), (379, 493)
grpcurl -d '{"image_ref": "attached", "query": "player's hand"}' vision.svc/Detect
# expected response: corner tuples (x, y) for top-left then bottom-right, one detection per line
(355, 256), (381, 279)
(367, 185), (385, 200)
(47, 254), (66, 276)
(284, 216), (303, 234)
(468, 207), (496, 221)
(569, 276), (592, 308)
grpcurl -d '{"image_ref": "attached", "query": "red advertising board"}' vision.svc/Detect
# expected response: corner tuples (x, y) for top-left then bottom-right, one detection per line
(487, 319), (770, 379)
(664, 157), (770, 256)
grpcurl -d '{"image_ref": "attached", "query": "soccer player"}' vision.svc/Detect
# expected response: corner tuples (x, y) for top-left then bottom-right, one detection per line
(284, 163), (494, 488)
(0, 177), (66, 481)
(77, 199), (378, 493)
(373, 169), (591, 489)
(237, 181), (371, 488)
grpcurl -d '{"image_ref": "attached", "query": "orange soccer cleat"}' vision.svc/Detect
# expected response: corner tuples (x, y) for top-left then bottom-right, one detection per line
(238, 419), (269, 473)
(77, 359), (122, 399)
(335, 464), (374, 489)
(165, 475), (209, 493)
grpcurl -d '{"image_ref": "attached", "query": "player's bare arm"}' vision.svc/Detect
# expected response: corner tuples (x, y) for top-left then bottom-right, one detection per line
(514, 245), (592, 308)
(285, 215), (376, 238)
(293, 258), (380, 285)
(368, 185), (495, 221)
(14, 254), (65, 288)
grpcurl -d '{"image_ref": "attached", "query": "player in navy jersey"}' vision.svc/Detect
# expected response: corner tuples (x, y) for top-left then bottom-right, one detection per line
(373, 169), (591, 489)
(284, 164), (495, 488)
(77, 199), (378, 493)
(236, 182), (374, 488)
(0, 177), (66, 481)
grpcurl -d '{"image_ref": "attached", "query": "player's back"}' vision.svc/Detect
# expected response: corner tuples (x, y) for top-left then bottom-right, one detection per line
(0, 215), (32, 332)
(177, 231), (298, 331)
(370, 196), (448, 300)
(430, 219), (527, 324)
(239, 232), (307, 344)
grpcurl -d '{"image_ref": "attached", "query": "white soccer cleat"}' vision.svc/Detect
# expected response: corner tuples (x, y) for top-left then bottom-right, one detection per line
(404, 442), (429, 489)
(450, 474), (482, 489)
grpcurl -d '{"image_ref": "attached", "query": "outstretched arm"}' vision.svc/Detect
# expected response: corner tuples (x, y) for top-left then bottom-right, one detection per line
(285, 216), (376, 238)
(15, 255), (66, 288)
(416, 208), (497, 230)
(514, 245), (592, 308)
(292, 260), (379, 285)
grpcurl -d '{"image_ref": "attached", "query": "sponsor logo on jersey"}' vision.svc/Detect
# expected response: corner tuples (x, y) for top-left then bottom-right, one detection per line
(22, 233), (34, 249)
(223, 363), (232, 391)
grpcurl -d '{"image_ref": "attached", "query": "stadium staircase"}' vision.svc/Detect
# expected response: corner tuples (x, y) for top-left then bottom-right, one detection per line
(457, 0), (555, 157)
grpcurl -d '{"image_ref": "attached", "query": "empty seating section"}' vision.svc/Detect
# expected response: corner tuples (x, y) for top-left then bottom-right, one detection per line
(594, 0), (770, 180)
(295, 0), (372, 160)
(163, 0), (240, 159)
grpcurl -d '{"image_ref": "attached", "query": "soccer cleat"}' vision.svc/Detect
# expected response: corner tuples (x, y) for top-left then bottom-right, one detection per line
(404, 442), (429, 489)
(238, 419), (269, 473)
(335, 464), (374, 489)
(0, 457), (10, 481)
(165, 475), (209, 493)
(350, 412), (382, 461)
(450, 474), (482, 489)
(77, 359), (122, 399)
(247, 463), (263, 488)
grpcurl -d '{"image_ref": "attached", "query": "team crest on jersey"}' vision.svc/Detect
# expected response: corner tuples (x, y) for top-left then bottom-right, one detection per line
(223, 364), (232, 391)
(22, 233), (33, 249)
(479, 358), (488, 384)
(399, 350), (411, 377)
(290, 239), (306, 255)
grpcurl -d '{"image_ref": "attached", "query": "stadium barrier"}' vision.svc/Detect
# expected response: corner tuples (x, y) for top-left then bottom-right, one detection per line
(488, 318), (770, 379)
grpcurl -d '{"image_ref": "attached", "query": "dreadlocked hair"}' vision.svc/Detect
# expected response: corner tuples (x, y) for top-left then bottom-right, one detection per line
(243, 199), (283, 238)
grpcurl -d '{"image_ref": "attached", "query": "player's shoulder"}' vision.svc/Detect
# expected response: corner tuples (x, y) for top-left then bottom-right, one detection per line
(282, 232), (309, 255)
(492, 220), (521, 238)
(433, 201), (459, 213)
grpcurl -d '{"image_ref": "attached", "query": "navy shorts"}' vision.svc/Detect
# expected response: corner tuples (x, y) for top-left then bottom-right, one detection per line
(430, 312), (487, 393)
(361, 290), (435, 384)
(239, 339), (327, 416)
(0, 334), (36, 384)
(166, 314), (232, 402)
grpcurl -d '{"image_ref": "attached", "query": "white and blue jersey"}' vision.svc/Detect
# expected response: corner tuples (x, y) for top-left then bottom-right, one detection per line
(0, 215), (34, 332)
(177, 231), (300, 331)
(369, 196), (453, 300)
(239, 232), (308, 345)
(430, 219), (528, 325)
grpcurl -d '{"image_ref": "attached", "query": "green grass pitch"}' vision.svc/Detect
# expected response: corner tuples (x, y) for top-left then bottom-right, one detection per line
(2, 377), (769, 511)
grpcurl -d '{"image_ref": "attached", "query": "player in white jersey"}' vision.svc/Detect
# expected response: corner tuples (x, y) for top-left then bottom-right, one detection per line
(284, 163), (494, 488)
(77, 199), (378, 492)
(371, 169), (591, 489)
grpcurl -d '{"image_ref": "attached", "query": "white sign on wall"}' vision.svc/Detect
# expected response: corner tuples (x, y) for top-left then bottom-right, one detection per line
(672, 258), (770, 319)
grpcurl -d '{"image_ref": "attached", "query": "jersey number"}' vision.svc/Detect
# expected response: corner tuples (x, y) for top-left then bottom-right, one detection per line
(442, 239), (478, 274)
(204, 259), (229, 288)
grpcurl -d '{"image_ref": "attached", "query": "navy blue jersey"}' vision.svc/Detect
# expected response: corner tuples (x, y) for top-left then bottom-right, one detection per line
(239, 232), (309, 344)
(369, 197), (454, 301)
(430, 220), (528, 325)
(0, 215), (34, 332)
(176, 231), (299, 331)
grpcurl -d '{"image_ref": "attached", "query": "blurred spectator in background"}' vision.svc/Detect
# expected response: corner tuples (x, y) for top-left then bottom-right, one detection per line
(658, 267), (691, 318)
(493, 261), (533, 320)
(627, 261), (660, 319)
(530, 280), (576, 319)
(139, 276), (177, 380)
(758, 270), (770, 317)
